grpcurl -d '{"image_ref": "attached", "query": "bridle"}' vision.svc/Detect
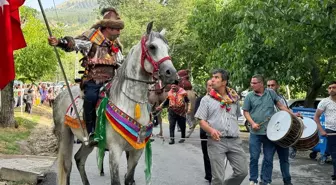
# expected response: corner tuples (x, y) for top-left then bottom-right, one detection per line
(124, 35), (171, 84)
(140, 35), (171, 76)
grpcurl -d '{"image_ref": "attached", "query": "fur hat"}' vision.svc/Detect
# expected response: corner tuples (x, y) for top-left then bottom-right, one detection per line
(91, 7), (124, 30)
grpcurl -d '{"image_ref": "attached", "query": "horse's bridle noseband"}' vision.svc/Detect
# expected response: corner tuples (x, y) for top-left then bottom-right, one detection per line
(140, 36), (171, 76)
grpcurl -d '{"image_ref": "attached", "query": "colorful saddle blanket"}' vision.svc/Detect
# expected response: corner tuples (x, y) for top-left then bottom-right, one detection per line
(105, 102), (153, 149)
(64, 95), (86, 129)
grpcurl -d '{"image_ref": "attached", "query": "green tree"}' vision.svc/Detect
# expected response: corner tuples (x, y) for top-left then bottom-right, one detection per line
(188, 0), (336, 106)
(97, 0), (196, 78)
(14, 6), (64, 84)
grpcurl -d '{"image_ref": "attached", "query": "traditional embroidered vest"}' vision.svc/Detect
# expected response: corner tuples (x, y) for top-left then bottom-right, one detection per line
(167, 88), (188, 115)
(80, 29), (122, 84)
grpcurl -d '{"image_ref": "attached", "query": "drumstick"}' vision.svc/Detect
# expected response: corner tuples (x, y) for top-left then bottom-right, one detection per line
(248, 117), (271, 130)
(259, 117), (271, 126)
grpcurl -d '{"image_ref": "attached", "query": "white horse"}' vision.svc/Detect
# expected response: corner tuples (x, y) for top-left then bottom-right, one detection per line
(53, 22), (177, 185)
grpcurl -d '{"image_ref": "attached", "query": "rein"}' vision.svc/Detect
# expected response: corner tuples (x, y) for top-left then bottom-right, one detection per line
(124, 75), (157, 84)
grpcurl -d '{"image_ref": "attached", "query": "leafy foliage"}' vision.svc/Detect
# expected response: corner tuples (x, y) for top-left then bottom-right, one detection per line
(21, 0), (336, 103)
(14, 6), (64, 83)
(188, 0), (336, 104)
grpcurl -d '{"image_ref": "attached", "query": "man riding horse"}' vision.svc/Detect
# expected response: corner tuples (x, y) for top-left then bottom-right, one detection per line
(48, 7), (124, 146)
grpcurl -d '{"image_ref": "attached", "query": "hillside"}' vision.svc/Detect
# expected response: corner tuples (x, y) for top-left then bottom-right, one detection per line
(43, 0), (100, 36)
(56, 0), (98, 10)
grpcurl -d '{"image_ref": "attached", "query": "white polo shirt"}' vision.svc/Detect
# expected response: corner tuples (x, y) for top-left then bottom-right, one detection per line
(317, 97), (336, 131)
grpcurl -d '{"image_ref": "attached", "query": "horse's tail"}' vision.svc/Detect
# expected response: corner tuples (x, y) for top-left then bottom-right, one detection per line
(52, 90), (69, 150)
(57, 125), (74, 185)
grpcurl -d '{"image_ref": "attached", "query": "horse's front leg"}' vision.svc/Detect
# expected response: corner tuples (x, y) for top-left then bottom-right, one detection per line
(109, 145), (123, 185)
(74, 144), (95, 185)
(124, 149), (144, 185)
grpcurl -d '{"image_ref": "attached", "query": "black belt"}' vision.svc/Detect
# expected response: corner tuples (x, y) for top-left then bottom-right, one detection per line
(222, 136), (237, 139)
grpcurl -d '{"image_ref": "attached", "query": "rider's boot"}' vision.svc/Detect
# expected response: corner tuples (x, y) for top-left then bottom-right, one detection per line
(88, 132), (98, 146)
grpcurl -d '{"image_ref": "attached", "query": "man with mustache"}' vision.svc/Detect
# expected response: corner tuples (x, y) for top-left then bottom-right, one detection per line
(244, 74), (298, 185)
(195, 69), (248, 185)
(48, 7), (124, 146)
(157, 80), (191, 145)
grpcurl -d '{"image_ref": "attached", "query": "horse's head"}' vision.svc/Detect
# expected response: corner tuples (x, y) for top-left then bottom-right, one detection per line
(140, 22), (177, 85)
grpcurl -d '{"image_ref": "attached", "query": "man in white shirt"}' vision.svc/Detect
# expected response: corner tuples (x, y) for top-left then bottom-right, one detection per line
(314, 81), (336, 184)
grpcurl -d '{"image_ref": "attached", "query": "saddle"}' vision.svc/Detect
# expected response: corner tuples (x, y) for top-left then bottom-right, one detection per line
(64, 82), (113, 129)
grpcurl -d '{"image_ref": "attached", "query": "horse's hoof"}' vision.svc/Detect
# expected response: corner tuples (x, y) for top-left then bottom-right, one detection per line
(100, 172), (104, 176)
(125, 181), (135, 185)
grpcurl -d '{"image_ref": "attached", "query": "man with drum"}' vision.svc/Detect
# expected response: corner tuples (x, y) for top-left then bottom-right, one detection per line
(243, 74), (298, 185)
(314, 81), (336, 184)
(195, 69), (248, 185)
(267, 79), (292, 185)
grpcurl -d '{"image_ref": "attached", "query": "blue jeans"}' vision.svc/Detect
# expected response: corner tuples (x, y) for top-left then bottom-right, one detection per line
(326, 129), (336, 177)
(275, 145), (291, 183)
(249, 134), (276, 184)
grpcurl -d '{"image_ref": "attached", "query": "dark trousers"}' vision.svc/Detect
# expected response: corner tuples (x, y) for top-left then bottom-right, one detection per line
(25, 103), (32, 114)
(153, 116), (159, 127)
(83, 81), (103, 134)
(49, 99), (54, 107)
(326, 129), (336, 177)
(200, 128), (212, 180)
(276, 144), (291, 183)
(168, 110), (186, 140)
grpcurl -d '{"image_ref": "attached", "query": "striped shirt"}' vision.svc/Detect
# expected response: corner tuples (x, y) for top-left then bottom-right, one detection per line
(195, 95), (242, 137)
(317, 97), (336, 131)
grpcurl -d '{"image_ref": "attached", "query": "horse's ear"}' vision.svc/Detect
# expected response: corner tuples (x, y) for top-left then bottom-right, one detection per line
(146, 21), (154, 35)
(160, 28), (166, 36)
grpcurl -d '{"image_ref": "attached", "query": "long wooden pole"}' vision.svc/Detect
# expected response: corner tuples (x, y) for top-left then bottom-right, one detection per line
(36, 0), (89, 145)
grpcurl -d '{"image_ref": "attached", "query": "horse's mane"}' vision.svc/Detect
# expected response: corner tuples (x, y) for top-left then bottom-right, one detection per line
(112, 46), (134, 97)
(112, 31), (168, 97)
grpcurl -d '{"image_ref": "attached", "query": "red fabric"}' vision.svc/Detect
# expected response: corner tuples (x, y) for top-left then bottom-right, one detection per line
(0, 0), (26, 89)
(179, 79), (192, 90)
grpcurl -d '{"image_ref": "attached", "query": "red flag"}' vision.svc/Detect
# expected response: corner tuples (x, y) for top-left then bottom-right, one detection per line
(0, 0), (26, 90)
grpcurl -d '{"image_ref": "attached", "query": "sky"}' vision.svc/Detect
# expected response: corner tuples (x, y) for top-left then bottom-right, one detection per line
(24, 0), (66, 10)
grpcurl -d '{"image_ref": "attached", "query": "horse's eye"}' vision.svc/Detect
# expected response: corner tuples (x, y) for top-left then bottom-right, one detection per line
(148, 44), (156, 50)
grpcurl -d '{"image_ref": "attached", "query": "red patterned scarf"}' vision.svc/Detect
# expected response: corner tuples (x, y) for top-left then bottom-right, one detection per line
(209, 88), (239, 111)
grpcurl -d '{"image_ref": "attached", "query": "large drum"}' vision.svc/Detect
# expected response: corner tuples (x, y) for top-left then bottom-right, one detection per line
(267, 111), (303, 148)
(293, 117), (319, 150)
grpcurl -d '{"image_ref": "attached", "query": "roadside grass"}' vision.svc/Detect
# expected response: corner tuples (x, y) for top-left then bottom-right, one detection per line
(0, 105), (52, 154)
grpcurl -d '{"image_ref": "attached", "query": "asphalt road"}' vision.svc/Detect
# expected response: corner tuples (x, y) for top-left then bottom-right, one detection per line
(39, 124), (334, 185)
